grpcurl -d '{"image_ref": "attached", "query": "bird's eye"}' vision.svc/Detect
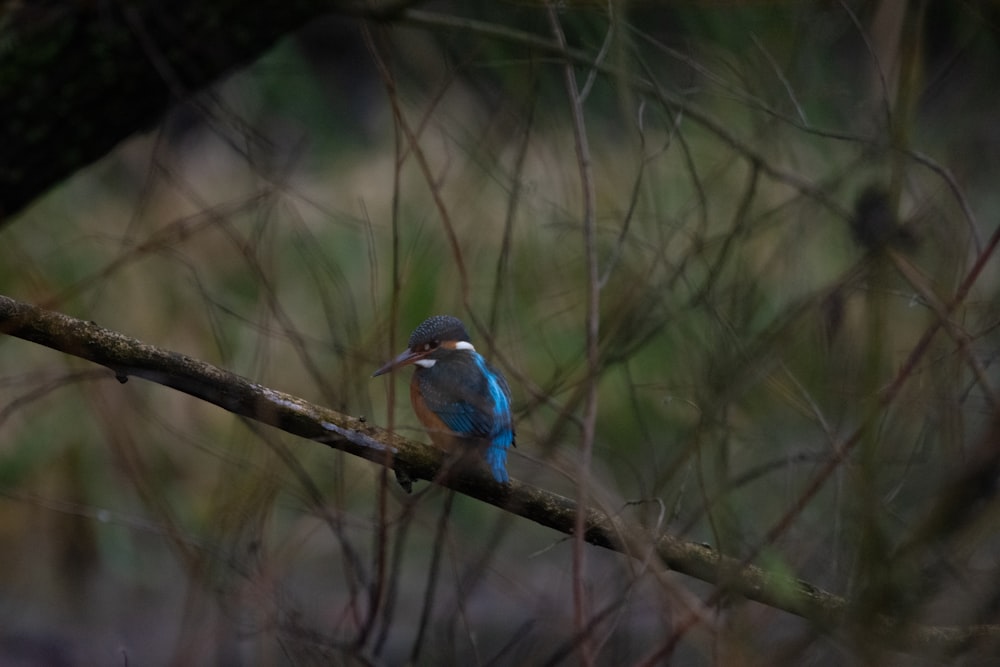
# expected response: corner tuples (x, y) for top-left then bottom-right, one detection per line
(423, 341), (436, 351)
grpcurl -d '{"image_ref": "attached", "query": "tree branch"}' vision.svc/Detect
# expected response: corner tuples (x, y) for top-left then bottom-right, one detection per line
(0, 293), (996, 654)
(0, 0), (417, 222)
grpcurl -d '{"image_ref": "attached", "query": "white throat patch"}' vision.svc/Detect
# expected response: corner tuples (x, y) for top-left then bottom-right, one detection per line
(415, 359), (436, 368)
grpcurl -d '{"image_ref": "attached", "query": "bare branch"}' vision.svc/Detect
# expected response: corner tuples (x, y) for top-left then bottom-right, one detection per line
(1, 293), (998, 654)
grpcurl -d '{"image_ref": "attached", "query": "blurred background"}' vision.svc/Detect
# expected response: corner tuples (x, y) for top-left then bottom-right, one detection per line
(2, 1), (1000, 664)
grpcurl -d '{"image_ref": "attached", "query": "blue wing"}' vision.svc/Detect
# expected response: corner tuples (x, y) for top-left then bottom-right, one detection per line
(417, 353), (513, 438)
(415, 351), (515, 482)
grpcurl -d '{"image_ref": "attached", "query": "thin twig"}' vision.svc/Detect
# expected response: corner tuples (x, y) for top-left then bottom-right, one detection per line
(547, 4), (601, 664)
(365, 22), (471, 307)
(410, 490), (453, 663)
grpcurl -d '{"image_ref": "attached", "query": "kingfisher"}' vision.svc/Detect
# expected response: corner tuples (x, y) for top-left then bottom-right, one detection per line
(373, 315), (515, 484)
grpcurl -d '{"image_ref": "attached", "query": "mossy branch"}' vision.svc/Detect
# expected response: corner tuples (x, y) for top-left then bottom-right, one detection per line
(1, 293), (996, 654)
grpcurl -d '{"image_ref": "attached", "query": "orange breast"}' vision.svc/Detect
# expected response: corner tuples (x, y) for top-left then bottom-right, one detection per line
(410, 373), (458, 451)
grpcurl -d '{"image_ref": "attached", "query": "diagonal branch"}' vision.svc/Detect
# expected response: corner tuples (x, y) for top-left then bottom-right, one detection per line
(1, 293), (998, 653)
(0, 0), (421, 223)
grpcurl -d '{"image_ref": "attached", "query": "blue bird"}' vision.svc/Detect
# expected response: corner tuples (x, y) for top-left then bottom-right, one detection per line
(373, 315), (515, 484)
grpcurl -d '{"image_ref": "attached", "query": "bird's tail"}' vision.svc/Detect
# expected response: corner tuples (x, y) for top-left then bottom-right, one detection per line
(485, 443), (510, 484)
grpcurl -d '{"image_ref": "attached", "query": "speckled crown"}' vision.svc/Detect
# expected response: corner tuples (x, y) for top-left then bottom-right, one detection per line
(408, 315), (470, 348)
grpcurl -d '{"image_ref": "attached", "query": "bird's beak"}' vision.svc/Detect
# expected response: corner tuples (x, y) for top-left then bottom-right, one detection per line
(372, 348), (423, 377)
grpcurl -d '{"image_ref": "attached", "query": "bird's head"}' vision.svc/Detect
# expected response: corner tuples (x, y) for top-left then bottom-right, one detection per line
(372, 315), (473, 377)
